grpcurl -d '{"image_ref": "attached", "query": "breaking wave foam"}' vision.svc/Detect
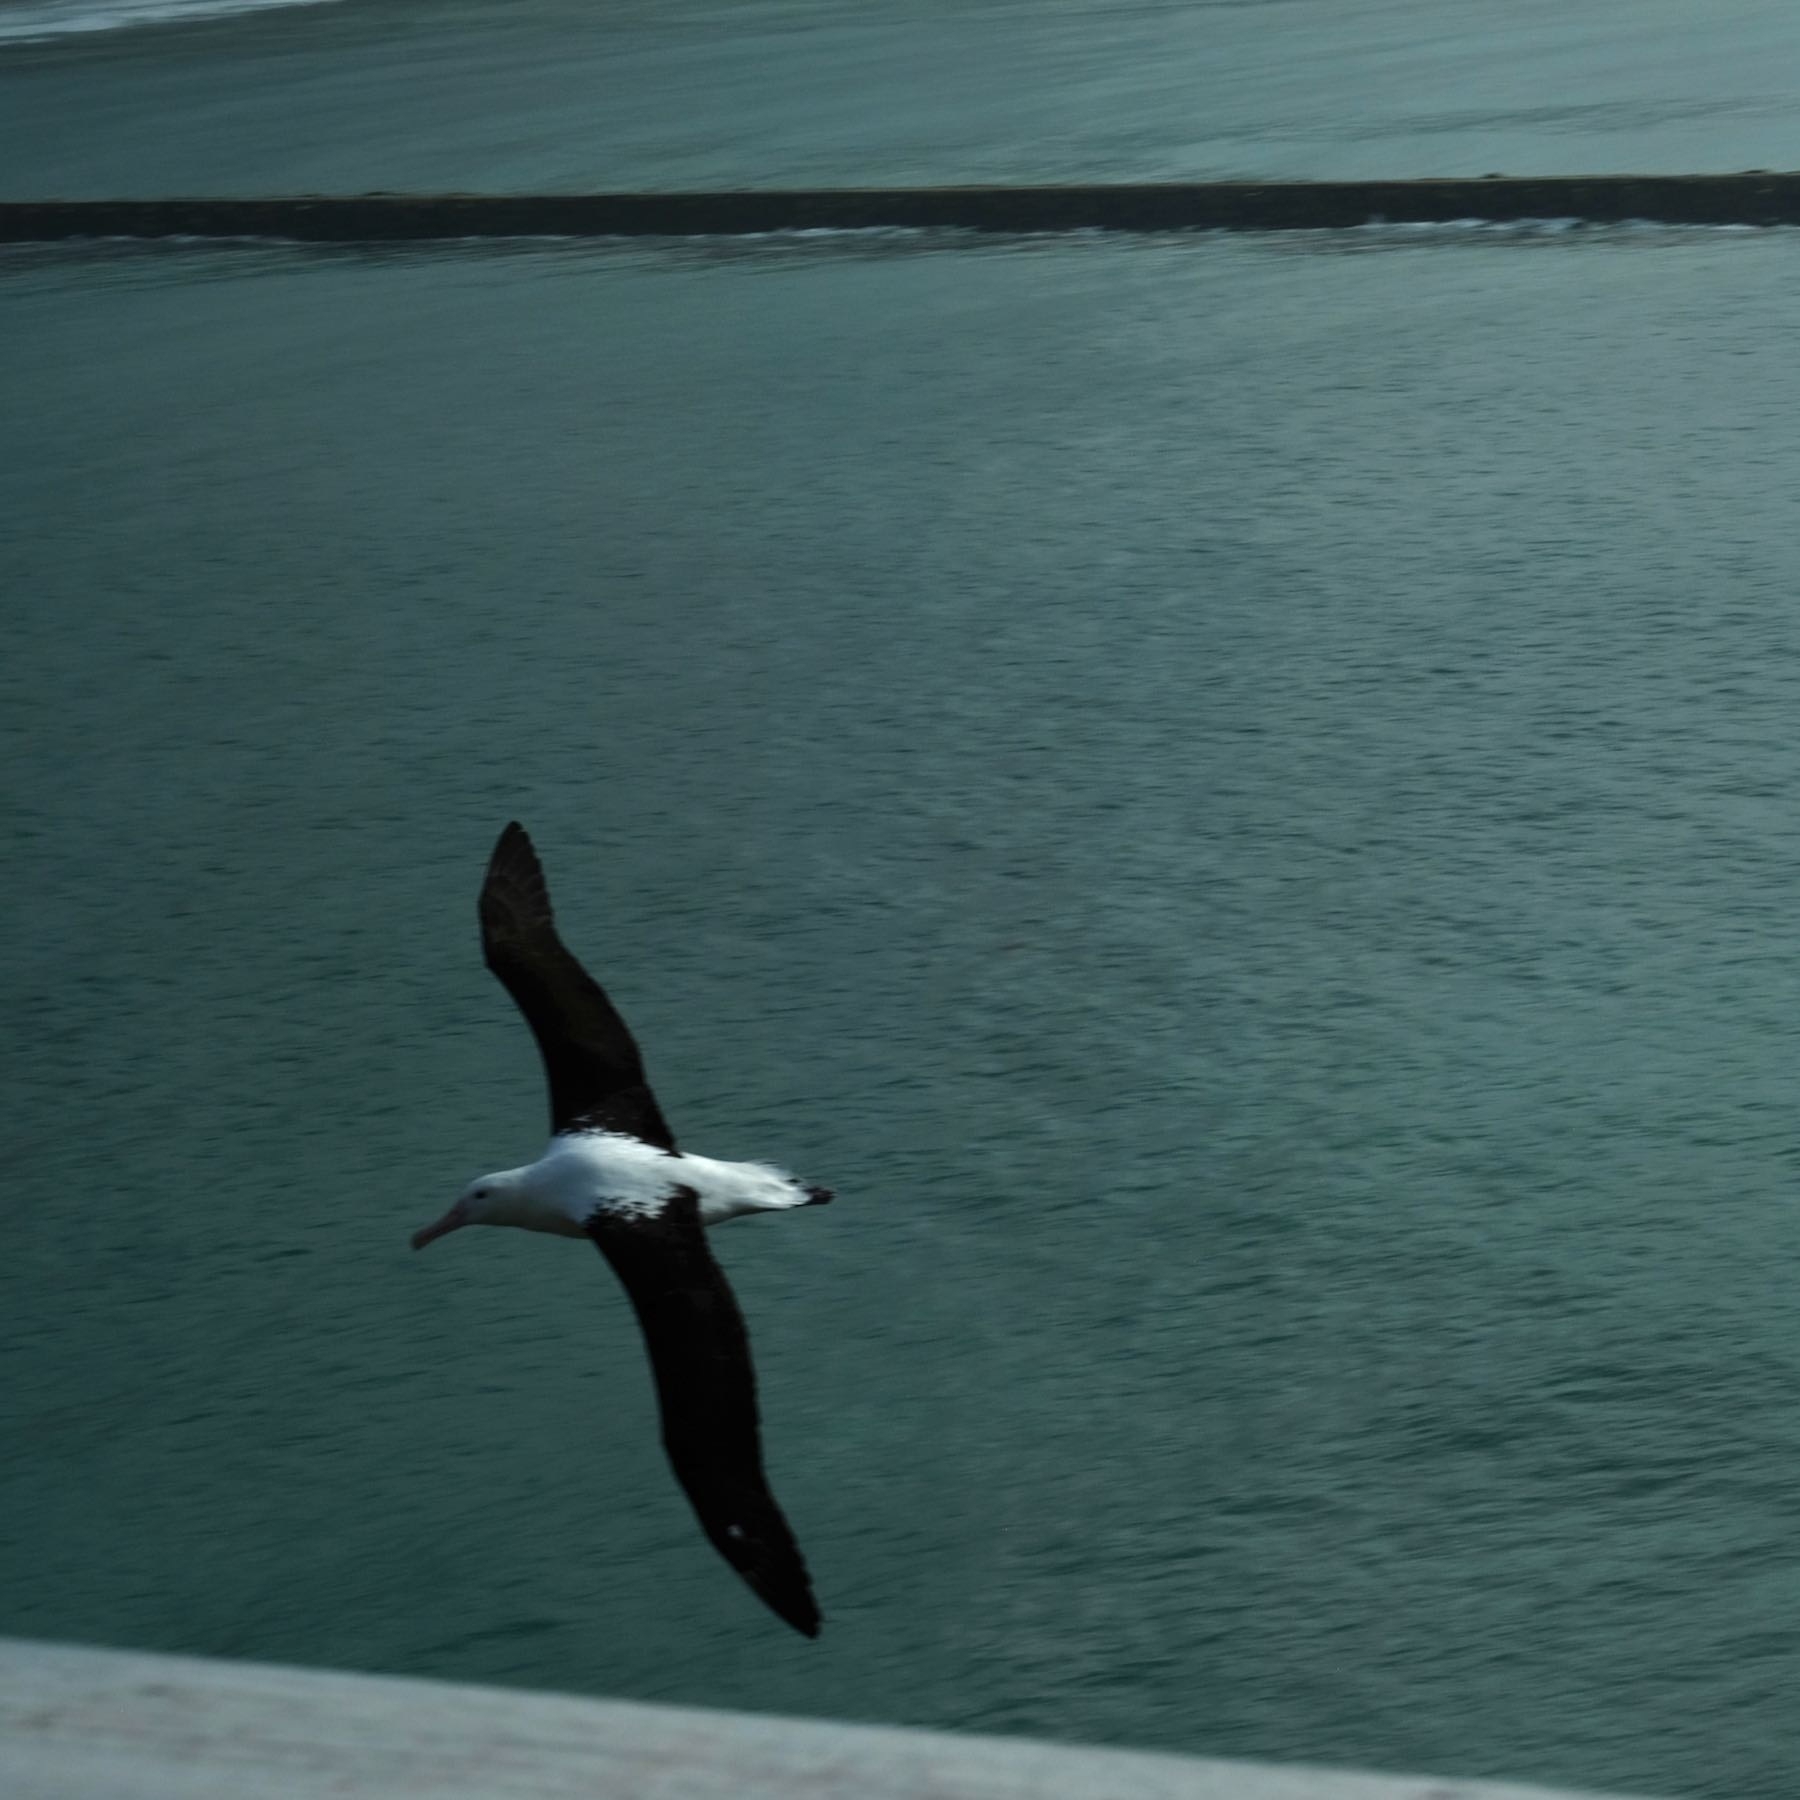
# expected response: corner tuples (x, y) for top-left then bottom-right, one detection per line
(0, 0), (342, 45)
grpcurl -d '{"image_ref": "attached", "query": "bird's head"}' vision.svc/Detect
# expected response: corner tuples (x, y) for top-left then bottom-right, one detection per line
(410, 1171), (523, 1249)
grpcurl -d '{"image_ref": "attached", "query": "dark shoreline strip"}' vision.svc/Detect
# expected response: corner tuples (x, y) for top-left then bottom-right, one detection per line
(6, 174), (1800, 242)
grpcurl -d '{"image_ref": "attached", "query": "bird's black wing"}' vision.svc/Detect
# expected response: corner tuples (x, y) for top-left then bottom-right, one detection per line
(478, 822), (677, 1149)
(587, 1189), (821, 1638)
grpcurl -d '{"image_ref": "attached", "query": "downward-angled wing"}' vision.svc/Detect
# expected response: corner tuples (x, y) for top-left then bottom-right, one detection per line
(478, 822), (676, 1148)
(588, 1190), (821, 1638)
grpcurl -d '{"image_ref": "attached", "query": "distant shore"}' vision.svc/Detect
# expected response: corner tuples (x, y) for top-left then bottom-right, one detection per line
(7, 172), (1800, 241)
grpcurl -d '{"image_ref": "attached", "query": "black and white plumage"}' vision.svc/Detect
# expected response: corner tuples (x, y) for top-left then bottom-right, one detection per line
(411, 823), (831, 1638)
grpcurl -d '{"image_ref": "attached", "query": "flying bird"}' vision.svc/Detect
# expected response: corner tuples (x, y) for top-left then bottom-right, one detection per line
(411, 822), (832, 1637)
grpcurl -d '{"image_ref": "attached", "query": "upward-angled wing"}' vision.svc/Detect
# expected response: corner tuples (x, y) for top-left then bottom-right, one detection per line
(479, 822), (676, 1148)
(588, 1189), (821, 1638)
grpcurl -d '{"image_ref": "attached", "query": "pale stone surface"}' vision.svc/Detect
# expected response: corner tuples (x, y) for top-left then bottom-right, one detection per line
(0, 1638), (1650, 1800)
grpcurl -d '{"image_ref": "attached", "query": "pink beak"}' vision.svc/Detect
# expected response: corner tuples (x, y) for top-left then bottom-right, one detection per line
(411, 1199), (470, 1251)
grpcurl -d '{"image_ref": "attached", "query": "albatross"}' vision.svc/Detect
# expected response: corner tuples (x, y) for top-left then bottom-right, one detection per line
(411, 822), (832, 1637)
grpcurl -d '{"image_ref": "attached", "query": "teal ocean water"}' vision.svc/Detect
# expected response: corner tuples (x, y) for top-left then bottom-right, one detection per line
(6, 8), (1800, 1800)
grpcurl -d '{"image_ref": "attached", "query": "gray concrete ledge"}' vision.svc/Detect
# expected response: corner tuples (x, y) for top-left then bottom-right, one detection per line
(0, 1637), (1652, 1800)
(3, 172), (1800, 241)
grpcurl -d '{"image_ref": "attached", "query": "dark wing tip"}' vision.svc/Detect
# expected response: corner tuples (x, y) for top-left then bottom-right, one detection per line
(481, 821), (554, 937)
(697, 1469), (821, 1638)
(486, 819), (542, 885)
(722, 1537), (821, 1638)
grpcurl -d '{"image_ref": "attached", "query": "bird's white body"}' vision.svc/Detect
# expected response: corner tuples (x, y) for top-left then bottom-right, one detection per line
(465, 1130), (820, 1237)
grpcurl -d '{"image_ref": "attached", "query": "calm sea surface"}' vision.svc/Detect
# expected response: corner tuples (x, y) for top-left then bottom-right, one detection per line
(6, 8), (1800, 1800)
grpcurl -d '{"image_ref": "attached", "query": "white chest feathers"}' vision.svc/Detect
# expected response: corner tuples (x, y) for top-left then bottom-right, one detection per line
(504, 1131), (818, 1233)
